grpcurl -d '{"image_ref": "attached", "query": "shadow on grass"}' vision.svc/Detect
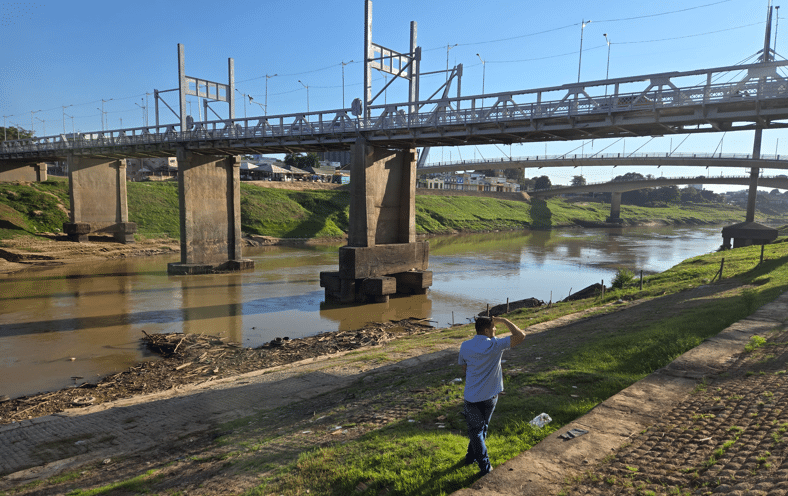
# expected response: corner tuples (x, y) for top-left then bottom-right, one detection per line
(529, 199), (552, 228)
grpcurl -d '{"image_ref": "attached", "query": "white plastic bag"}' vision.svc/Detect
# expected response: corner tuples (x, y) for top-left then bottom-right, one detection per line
(529, 413), (552, 428)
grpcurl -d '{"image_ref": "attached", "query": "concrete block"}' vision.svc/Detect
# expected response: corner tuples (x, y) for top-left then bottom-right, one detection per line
(167, 263), (215, 275)
(338, 242), (429, 279)
(361, 277), (397, 295)
(392, 270), (433, 295)
(63, 222), (91, 242)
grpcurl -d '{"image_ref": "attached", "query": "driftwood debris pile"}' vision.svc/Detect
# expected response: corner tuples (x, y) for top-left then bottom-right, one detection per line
(1, 318), (435, 426)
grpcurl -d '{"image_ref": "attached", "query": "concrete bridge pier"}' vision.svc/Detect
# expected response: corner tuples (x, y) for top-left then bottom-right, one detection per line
(63, 156), (136, 243)
(167, 151), (254, 275)
(320, 138), (432, 303)
(606, 192), (624, 224)
(0, 162), (47, 182)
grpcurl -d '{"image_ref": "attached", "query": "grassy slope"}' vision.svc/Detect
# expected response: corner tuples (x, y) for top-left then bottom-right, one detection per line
(242, 239), (788, 496)
(0, 180), (753, 241)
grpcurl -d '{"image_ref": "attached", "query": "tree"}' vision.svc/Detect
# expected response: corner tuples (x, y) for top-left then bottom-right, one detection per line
(0, 126), (33, 142)
(571, 175), (587, 187)
(284, 152), (320, 170)
(533, 175), (552, 190)
(612, 172), (645, 182)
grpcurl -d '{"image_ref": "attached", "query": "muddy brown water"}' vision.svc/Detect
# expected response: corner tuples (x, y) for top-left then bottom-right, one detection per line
(0, 226), (725, 399)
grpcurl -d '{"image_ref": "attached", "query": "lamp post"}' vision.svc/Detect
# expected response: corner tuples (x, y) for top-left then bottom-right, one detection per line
(35, 117), (45, 137)
(101, 98), (112, 130)
(30, 110), (41, 136)
(97, 108), (104, 131)
(265, 74), (277, 115)
(61, 105), (72, 134)
(577, 19), (592, 83)
(341, 60), (353, 108)
(298, 80), (310, 113)
(603, 33), (611, 96)
(3, 115), (8, 141)
(64, 112), (75, 137)
(235, 89), (249, 118)
(248, 97), (265, 115)
(134, 100), (147, 127)
(446, 43), (458, 81)
(476, 53), (486, 95)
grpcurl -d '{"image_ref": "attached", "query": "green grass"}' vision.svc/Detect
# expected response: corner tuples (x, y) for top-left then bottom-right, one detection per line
(0, 179), (70, 238)
(238, 241), (788, 495)
(63, 468), (161, 495)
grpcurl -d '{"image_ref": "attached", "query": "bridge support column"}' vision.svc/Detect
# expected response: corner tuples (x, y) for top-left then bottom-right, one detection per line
(63, 156), (136, 243)
(167, 151), (253, 275)
(320, 138), (432, 303)
(0, 162), (47, 182)
(606, 192), (624, 224)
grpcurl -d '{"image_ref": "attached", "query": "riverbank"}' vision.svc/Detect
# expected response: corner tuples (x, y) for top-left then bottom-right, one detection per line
(1, 240), (787, 495)
(0, 179), (755, 275)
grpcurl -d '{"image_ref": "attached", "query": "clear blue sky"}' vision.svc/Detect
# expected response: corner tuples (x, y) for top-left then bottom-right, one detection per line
(1, 0), (783, 192)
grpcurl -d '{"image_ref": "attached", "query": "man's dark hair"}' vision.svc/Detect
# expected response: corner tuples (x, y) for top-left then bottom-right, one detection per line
(475, 316), (493, 335)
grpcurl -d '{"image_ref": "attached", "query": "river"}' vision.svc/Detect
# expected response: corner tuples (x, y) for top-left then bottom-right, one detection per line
(0, 225), (725, 399)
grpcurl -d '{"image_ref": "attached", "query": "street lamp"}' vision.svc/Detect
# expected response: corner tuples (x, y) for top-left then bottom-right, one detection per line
(35, 117), (45, 137)
(248, 96), (265, 115)
(2, 115), (8, 141)
(235, 88), (247, 118)
(341, 60), (353, 108)
(134, 100), (147, 127)
(603, 33), (612, 96)
(64, 112), (75, 137)
(446, 43), (458, 81)
(61, 105), (72, 134)
(30, 110), (41, 136)
(265, 74), (277, 115)
(577, 19), (592, 83)
(298, 80), (310, 113)
(476, 53), (486, 95)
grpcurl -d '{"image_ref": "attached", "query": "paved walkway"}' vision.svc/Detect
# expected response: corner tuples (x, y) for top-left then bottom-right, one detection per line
(454, 291), (788, 495)
(2, 292), (787, 495)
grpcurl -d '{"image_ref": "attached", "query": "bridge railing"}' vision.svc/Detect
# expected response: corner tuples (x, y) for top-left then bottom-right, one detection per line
(419, 152), (786, 169)
(530, 175), (788, 193)
(3, 60), (788, 157)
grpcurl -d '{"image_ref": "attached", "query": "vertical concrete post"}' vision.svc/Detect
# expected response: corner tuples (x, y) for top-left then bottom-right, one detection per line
(606, 191), (623, 224)
(321, 138), (431, 303)
(64, 155), (136, 243)
(167, 150), (253, 275)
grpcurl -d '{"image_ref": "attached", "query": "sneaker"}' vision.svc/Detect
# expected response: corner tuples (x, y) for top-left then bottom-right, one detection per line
(479, 466), (493, 476)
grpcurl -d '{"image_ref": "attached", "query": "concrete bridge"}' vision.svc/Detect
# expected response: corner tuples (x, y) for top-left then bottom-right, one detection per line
(419, 152), (788, 174)
(530, 175), (788, 223)
(1, 1), (786, 302)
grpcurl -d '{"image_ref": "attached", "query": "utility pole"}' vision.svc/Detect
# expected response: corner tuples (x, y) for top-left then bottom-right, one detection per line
(265, 74), (277, 115)
(577, 20), (592, 82)
(341, 60), (353, 108)
(746, 2), (774, 223)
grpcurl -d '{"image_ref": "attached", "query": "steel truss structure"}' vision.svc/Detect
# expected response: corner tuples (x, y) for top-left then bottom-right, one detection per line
(3, 60), (788, 162)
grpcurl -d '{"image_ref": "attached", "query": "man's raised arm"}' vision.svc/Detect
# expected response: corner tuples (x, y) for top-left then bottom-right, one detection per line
(493, 317), (526, 348)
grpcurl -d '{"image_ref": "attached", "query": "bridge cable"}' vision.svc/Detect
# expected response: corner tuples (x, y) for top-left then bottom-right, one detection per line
(627, 137), (655, 158)
(710, 132), (727, 158)
(669, 134), (691, 156)
(588, 137), (625, 158)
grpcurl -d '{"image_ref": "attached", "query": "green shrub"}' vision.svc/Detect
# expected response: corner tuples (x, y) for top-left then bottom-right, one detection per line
(612, 268), (635, 289)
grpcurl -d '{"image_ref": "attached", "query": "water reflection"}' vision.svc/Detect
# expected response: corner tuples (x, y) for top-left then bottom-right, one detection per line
(0, 225), (725, 398)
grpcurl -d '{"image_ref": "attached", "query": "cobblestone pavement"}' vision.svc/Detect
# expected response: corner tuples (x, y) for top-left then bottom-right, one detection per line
(454, 291), (788, 496)
(565, 327), (788, 496)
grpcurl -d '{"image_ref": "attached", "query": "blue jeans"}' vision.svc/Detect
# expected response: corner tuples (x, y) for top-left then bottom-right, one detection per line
(464, 395), (498, 474)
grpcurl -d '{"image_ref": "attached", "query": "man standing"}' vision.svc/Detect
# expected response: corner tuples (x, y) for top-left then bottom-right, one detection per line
(458, 315), (526, 475)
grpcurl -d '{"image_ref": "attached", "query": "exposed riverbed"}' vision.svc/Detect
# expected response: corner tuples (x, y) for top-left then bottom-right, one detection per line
(0, 225), (726, 399)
